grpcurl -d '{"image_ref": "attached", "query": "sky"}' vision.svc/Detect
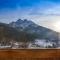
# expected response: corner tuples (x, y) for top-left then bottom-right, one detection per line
(0, 0), (60, 32)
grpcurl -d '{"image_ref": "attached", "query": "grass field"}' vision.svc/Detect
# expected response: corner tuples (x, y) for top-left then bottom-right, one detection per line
(0, 49), (59, 60)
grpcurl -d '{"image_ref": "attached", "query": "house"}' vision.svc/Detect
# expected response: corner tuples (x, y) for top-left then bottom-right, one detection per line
(12, 42), (20, 49)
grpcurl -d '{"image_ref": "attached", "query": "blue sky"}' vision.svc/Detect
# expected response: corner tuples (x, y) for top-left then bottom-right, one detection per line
(0, 0), (60, 31)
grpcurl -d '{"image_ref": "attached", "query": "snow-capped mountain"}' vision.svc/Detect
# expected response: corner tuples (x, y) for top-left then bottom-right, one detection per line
(9, 19), (54, 33)
(9, 19), (37, 30)
(9, 19), (59, 42)
(0, 19), (59, 48)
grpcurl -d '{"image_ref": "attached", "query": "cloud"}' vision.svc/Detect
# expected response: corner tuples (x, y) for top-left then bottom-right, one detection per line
(29, 3), (60, 16)
(0, 0), (60, 32)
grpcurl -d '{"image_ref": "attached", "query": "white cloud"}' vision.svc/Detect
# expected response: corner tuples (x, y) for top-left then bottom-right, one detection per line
(0, 3), (60, 32)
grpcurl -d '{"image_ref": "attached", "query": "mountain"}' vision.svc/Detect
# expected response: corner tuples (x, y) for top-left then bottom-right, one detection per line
(0, 23), (37, 47)
(9, 19), (59, 41)
(0, 19), (59, 48)
(9, 19), (37, 31)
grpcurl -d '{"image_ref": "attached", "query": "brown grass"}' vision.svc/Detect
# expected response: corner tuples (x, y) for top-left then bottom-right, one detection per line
(0, 49), (59, 60)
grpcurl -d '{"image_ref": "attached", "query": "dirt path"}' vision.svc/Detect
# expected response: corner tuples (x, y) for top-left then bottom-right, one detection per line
(0, 49), (59, 60)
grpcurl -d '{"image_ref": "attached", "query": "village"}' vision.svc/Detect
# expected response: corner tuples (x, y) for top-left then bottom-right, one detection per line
(0, 39), (57, 49)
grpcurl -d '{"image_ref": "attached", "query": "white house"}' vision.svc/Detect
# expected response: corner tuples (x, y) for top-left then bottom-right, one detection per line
(32, 39), (54, 48)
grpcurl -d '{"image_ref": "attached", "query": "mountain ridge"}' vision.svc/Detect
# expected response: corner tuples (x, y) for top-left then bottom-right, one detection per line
(9, 19), (59, 40)
(0, 19), (59, 48)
